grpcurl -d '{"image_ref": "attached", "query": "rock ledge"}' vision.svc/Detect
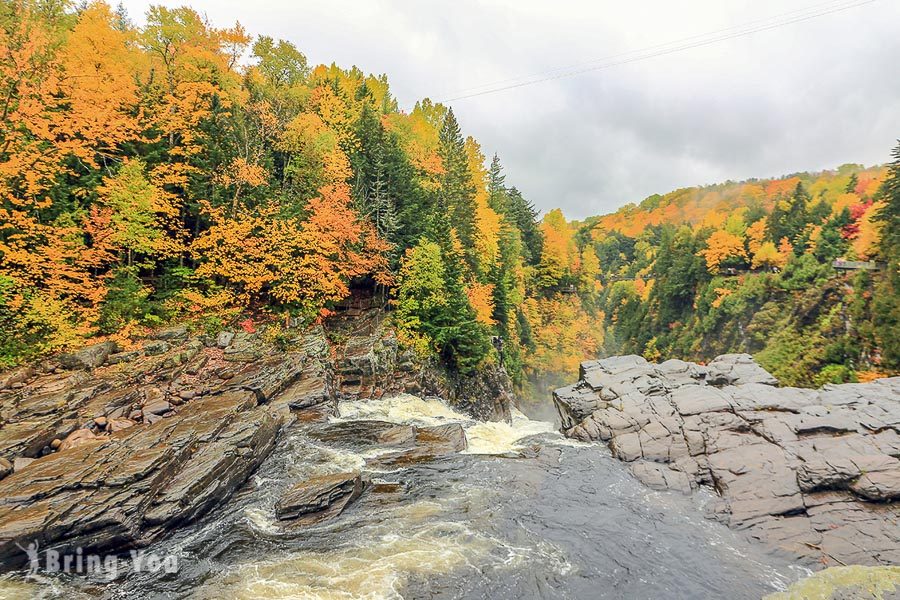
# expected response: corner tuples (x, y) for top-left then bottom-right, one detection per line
(554, 354), (900, 567)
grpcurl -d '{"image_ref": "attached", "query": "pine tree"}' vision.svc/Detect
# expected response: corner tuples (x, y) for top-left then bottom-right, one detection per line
(769, 182), (812, 249)
(438, 108), (478, 272)
(487, 153), (507, 213)
(506, 187), (543, 265)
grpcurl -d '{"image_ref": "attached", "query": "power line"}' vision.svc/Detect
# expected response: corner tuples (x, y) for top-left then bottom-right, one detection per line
(438, 0), (877, 103)
(441, 0), (858, 97)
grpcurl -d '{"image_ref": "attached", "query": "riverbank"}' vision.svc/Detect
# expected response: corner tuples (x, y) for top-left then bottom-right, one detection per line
(0, 300), (513, 572)
(553, 353), (900, 567)
(2, 395), (806, 599)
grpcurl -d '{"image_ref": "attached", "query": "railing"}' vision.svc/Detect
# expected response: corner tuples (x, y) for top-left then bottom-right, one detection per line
(832, 259), (880, 271)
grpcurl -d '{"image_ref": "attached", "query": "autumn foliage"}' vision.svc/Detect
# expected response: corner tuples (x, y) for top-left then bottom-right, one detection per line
(0, 1), (546, 380)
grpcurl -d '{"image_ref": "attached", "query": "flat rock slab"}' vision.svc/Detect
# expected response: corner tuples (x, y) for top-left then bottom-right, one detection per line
(308, 420), (416, 447)
(276, 472), (364, 524)
(554, 353), (900, 567)
(366, 423), (468, 468)
(0, 390), (282, 569)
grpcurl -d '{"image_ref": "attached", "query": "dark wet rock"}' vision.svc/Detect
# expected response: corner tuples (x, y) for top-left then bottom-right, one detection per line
(275, 471), (364, 524)
(58, 341), (118, 370)
(0, 458), (10, 479)
(0, 390), (282, 569)
(554, 354), (900, 567)
(417, 423), (467, 453)
(448, 366), (514, 423)
(368, 423), (468, 468)
(309, 420), (416, 447)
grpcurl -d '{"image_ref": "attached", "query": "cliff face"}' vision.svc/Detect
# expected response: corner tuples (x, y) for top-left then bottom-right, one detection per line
(554, 354), (900, 567)
(323, 298), (513, 423)
(0, 302), (513, 570)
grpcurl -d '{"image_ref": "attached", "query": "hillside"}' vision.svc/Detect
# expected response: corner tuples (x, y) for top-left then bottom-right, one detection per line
(1, 2), (897, 396)
(540, 156), (899, 387)
(0, 1), (555, 391)
(585, 164), (886, 241)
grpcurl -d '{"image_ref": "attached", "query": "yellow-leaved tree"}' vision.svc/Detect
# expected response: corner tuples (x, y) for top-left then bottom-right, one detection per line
(699, 230), (748, 272)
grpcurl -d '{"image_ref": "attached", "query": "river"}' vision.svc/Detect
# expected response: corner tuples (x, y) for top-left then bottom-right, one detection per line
(1, 395), (808, 599)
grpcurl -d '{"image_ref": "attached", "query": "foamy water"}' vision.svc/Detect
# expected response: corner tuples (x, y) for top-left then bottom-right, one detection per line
(4, 393), (804, 599)
(335, 394), (562, 455)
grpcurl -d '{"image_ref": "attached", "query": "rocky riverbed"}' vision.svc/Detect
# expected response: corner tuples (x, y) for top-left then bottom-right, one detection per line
(553, 353), (900, 567)
(2, 305), (899, 597)
(0, 300), (512, 573)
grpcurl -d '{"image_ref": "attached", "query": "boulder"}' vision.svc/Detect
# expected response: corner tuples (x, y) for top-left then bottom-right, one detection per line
(143, 400), (172, 416)
(58, 342), (117, 370)
(223, 332), (262, 362)
(0, 458), (11, 479)
(368, 423), (468, 468)
(59, 428), (102, 451)
(275, 471), (364, 524)
(143, 340), (171, 356)
(107, 418), (136, 433)
(0, 366), (34, 390)
(153, 326), (189, 342)
(107, 351), (140, 365)
(308, 420), (416, 447)
(216, 331), (235, 349)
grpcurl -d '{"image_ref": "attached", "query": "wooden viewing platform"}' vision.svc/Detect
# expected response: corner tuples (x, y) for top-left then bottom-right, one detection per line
(832, 259), (880, 271)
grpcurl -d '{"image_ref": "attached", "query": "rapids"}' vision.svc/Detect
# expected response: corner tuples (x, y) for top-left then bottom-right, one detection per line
(0, 395), (809, 599)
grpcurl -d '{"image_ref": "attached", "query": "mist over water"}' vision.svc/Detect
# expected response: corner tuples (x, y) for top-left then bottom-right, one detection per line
(2, 395), (806, 599)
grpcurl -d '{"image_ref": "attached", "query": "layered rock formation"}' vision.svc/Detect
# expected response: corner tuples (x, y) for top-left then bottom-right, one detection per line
(554, 354), (900, 566)
(324, 297), (513, 422)
(0, 300), (512, 571)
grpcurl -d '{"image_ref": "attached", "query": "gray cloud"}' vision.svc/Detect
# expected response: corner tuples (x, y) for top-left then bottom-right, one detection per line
(121, 0), (900, 219)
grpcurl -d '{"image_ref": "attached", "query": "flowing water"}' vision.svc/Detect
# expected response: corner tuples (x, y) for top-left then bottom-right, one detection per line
(1, 395), (809, 599)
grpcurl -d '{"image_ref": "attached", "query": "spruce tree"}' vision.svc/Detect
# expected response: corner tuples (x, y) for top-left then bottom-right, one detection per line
(438, 109), (478, 272)
(487, 153), (507, 213)
(506, 187), (543, 265)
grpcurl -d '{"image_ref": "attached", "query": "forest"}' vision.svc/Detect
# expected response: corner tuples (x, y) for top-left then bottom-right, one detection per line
(1, 1), (897, 392)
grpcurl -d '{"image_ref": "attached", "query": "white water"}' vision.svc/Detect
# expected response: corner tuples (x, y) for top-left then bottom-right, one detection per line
(334, 393), (563, 455)
(1, 394), (802, 600)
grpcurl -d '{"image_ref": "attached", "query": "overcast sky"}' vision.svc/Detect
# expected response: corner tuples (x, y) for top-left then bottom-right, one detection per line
(119, 0), (900, 219)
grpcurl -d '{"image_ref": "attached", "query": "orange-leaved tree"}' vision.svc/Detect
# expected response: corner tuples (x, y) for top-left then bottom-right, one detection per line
(191, 184), (391, 319)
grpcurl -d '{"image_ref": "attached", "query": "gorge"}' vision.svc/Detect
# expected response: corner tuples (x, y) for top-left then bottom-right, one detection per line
(0, 302), (898, 598)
